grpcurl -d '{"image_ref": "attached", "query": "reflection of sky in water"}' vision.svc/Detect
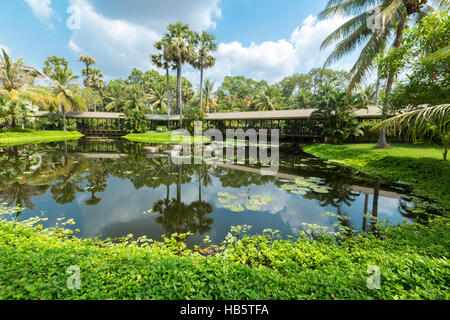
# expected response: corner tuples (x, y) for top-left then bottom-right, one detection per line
(19, 169), (410, 247)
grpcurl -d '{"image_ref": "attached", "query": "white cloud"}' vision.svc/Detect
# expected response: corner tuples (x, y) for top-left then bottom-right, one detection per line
(24, 0), (54, 27)
(67, 0), (221, 80)
(202, 14), (356, 85)
(65, 1), (358, 85)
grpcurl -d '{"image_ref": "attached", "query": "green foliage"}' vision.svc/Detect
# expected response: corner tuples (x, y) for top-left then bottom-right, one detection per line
(183, 107), (206, 133)
(35, 113), (63, 130)
(304, 143), (450, 209)
(123, 110), (149, 133)
(0, 208), (448, 300)
(378, 11), (450, 110)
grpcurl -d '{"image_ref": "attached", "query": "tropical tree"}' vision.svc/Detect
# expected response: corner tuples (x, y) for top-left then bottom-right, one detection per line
(253, 87), (279, 111)
(147, 81), (167, 112)
(202, 79), (217, 112)
(152, 36), (175, 128)
(0, 49), (51, 110)
(293, 88), (313, 109)
(320, 0), (450, 148)
(88, 68), (105, 111)
(192, 31), (217, 112)
(104, 79), (127, 112)
(165, 23), (197, 127)
(373, 104), (450, 160)
(43, 57), (86, 131)
(77, 55), (97, 88)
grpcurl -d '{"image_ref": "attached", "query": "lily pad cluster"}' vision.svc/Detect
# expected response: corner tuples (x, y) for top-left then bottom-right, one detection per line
(217, 192), (273, 213)
(279, 176), (331, 195)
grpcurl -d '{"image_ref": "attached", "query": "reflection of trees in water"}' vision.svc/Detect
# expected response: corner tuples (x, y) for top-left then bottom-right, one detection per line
(153, 163), (213, 235)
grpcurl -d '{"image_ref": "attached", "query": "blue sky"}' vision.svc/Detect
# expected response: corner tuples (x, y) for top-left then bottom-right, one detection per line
(1, 0), (359, 85)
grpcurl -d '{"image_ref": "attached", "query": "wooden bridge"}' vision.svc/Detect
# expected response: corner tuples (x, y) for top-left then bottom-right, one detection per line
(33, 107), (382, 138)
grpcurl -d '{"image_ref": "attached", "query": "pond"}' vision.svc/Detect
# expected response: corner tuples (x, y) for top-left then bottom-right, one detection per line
(0, 138), (418, 247)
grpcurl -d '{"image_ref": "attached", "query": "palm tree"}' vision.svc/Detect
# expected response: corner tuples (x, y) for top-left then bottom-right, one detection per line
(202, 79), (217, 112)
(373, 104), (450, 160)
(44, 58), (86, 131)
(294, 88), (313, 109)
(152, 36), (175, 129)
(192, 31), (217, 112)
(77, 55), (97, 88)
(165, 23), (197, 128)
(123, 85), (148, 113)
(147, 81), (167, 112)
(104, 80), (127, 112)
(0, 49), (51, 109)
(320, 0), (450, 148)
(88, 68), (104, 112)
(253, 87), (278, 111)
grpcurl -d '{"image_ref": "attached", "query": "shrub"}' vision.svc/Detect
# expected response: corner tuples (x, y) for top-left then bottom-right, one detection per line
(66, 126), (77, 132)
(35, 114), (63, 130)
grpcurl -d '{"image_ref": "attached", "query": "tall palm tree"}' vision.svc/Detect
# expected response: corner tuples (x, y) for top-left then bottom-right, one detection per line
(192, 31), (217, 112)
(88, 68), (104, 112)
(152, 35), (175, 129)
(0, 49), (51, 108)
(44, 59), (86, 131)
(166, 22), (197, 128)
(320, 0), (450, 148)
(77, 55), (97, 88)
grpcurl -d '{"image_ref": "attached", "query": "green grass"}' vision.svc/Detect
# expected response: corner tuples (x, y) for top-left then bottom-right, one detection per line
(304, 143), (450, 209)
(0, 215), (448, 300)
(0, 131), (83, 147)
(124, 131), (209, 144)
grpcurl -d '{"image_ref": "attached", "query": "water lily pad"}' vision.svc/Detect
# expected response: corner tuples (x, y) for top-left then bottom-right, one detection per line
(245, 203), (262, 211)
(218, 198), (231, 204)
(226, 205), (245, 212)
(291, 189), (307, 195)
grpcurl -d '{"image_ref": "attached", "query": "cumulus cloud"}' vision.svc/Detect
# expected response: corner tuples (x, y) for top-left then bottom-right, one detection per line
(67, 0), (221, 80)
(65, 1), (356, 84)
(24, 0), (54, 27)
(202, 14), (355, 84)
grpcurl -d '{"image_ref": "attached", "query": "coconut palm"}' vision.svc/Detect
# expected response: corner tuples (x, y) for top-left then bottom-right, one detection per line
(202, 79), (217, 112)
(0, 49), (51, 108)
(192, 31), (217, 112)
(165, 23), (197, 128)
(147, 81), (167, 112)
(253, 87), (278, 111)
(104, 80), (127, 112)
(294, 88), (313, 109)
(44, 58), (87, 131)
(373, 104), (450, 160)
(320, 0), (450, 148)
(78, 55), (97, 88)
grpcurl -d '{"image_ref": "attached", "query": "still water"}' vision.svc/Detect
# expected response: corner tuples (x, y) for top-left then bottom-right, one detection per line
(0, 138), (416, 247)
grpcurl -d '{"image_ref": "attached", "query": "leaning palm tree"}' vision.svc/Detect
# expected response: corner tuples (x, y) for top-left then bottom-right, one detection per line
(192, 31), (217, 112)
(77, 55), (97, 88)
(45, 62), (87, 131)
(0, 49), (51, 108)
(373, 104), (450, 160)
(320, 0), (450, 148)
(165, 22), (197, 128)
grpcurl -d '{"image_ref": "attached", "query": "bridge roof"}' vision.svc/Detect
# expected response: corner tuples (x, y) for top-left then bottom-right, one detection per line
(33, 106), (382, 121)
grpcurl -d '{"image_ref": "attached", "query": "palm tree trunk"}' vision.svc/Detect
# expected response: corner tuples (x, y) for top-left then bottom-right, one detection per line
(374, 73), (381, 107)
(177, 59), (183, 128)
(199, 62), (204, 112)
(377, 18), (406, 149)
(62, 106), (67, 131)
(371, 178), (381, 235)
(362, 193), (369, 232)
(166, 67), (171, 130)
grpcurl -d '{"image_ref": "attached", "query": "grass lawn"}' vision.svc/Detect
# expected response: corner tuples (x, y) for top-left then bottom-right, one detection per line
(304, 143), (450, 209)
(0, 131), (83, 147)
(124, 131), (210, 144)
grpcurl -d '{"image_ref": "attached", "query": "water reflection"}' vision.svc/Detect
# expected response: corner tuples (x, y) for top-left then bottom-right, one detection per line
(0, 138), (425, 246)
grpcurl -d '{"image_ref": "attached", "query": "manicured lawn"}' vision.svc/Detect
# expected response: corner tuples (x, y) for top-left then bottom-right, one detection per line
(304, 143), (450, 209)
(0, 131), (83, 147)
(124, 131), (210, 144)
(0, 215), (448, 300)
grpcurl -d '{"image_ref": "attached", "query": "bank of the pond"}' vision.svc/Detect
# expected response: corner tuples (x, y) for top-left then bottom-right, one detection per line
(0, 216), (448, 300)
(0, 131), (83, 147)
(304, 143), (450, 210)
(124, 131), (209, 144)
